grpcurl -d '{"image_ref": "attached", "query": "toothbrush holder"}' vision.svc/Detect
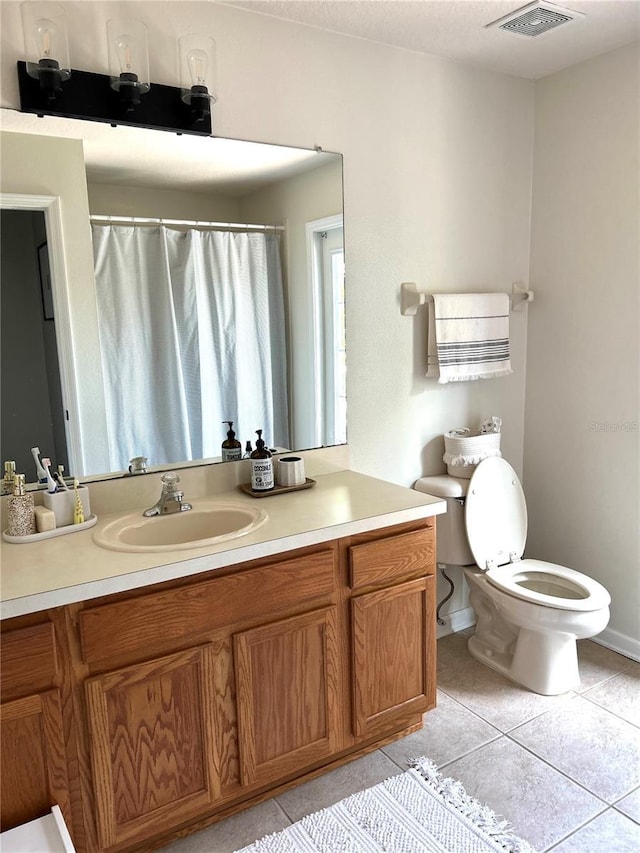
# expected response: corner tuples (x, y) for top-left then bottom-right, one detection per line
(43, 487), (91, 527)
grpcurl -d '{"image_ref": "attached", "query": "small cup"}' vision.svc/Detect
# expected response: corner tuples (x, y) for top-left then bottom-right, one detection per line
(276, 456), (305, 488)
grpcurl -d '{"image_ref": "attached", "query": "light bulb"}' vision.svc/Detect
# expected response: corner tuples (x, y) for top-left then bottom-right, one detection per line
(114, 33), (137, 74)
(106, 18), (150, 98)
(21, 1), (70, 92)
(35, 18), (56, 59)
(187, 48), (209, 87)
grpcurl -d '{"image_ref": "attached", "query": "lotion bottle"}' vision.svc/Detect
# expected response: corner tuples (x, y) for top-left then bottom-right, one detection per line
(250, 430), (274, 492)
(7, 474), (36, 537)
(221, 421), (242, 461)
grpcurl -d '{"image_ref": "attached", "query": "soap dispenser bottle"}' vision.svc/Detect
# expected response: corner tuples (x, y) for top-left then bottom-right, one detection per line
(221, 421), (242, 462)
(250, 430), (274, 492)
(7, 474), (36, 537)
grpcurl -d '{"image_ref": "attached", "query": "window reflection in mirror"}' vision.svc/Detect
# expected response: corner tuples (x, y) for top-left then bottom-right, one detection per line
(0, 117), (345, 487)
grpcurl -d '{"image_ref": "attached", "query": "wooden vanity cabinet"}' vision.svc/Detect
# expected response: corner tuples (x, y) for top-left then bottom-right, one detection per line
(0, 620), (72, 835)
(84, 645), (221, 849)
(234, 605), (341, 788)
(78, 545), (340, 850)
(349, 525), (437, 738)
(0, 518), (437, 853)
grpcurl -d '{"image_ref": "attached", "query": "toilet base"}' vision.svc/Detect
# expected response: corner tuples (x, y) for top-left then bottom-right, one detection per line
(464, 568), (587, 695)
(468, 629), (580, 695)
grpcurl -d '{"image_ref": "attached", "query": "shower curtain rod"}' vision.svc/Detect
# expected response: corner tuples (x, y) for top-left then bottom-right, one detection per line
(90, 214), (285, 232)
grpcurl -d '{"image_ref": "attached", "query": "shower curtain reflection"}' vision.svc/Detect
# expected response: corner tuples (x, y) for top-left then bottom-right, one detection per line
(91, 224), (289, 473)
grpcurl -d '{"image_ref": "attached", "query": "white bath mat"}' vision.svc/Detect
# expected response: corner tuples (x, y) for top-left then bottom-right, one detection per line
(232, 757), (536, 853)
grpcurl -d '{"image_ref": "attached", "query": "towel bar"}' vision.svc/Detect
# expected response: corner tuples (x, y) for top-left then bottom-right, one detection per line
(400, 281), (534, 315)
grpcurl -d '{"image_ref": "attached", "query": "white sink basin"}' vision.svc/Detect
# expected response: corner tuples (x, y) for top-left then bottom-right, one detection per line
(93, 500), (268, 552)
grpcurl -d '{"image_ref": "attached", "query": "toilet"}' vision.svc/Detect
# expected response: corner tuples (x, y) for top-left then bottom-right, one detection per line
(416, 457), (610, 695)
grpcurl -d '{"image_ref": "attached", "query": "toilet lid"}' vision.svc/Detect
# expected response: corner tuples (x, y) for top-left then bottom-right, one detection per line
(465, 457), (527, 569)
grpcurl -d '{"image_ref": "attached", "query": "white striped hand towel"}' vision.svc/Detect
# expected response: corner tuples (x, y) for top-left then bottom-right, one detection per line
(426, 292), (512, 383)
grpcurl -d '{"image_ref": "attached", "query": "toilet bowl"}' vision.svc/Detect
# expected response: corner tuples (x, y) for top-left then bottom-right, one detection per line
(415, 458), (610, 695)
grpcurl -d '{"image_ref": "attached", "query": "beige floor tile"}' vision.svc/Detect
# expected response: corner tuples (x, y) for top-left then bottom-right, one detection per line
(548, 808), (640, 853)
(157, 798), (291, 853)
(442, 737), (604, 852)
(581, 664), (640, 727)
(574, 640), (639, 693)
(511, 694), (640, 803)
(615, 787), (640, 824)
(275, 749), (399, 822)
(437, 634), (574, 731)
(381, 689), (500, 768)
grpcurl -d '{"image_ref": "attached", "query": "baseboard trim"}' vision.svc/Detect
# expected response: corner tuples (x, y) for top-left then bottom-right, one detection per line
(436, 606), (475, 639)
(591, 626), (640, 663)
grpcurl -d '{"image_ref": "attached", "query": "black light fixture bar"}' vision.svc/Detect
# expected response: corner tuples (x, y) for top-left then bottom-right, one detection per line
(17, 60), (212, 136)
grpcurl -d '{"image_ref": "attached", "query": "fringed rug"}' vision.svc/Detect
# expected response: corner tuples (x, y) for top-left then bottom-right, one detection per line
(233, 757), (536, 853)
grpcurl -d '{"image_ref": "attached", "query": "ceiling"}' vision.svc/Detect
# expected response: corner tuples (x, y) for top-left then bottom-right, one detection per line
(220, 0), (640, 79)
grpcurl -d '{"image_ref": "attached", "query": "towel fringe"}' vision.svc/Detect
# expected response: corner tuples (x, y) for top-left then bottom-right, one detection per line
(437, 368), (513, 384)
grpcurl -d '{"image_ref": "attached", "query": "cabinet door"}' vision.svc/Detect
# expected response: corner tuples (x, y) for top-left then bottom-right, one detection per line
(0, 690), (70, 832)
(234, 607), (340, 788)
(351, 576), (435, 738)
(85, 645), (219, 849)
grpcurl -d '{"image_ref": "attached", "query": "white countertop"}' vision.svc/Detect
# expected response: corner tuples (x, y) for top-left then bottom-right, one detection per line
(1, 471), (445, 619)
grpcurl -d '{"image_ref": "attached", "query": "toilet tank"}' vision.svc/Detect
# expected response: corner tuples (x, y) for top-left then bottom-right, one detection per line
(414, 475), (475, 566)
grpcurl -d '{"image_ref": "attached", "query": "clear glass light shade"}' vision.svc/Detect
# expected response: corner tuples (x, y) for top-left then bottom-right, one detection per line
(21, 1), (71, 81)
(178, 34), (217, 105)
(106, 18), (150, 94)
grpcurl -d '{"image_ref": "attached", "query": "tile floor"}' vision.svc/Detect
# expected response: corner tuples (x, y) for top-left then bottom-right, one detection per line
(160, 633), (640, 853)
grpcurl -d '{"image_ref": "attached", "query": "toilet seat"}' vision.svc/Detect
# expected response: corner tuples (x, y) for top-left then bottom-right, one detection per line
(465, 457), (527, 570)
(486, 559), (611, 612)
(464, 458), (611, 613)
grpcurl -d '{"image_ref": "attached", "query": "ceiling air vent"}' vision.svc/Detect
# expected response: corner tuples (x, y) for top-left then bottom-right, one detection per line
(485, 1), (584, 37)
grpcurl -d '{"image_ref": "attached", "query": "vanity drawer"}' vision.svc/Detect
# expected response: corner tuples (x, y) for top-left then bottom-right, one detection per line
(79, 547), (337, 664)
(349, 526), (435, 590)
(0, 622), (57, 702)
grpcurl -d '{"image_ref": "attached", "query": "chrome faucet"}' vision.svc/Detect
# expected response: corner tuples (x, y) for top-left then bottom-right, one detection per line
(143, 472), (192, 516)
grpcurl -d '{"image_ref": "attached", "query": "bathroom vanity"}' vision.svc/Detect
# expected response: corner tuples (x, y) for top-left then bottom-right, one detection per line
(0, 468), (444, 853)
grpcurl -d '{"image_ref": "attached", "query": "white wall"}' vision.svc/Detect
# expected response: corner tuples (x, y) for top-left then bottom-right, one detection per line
(0, 1), (535, 630)
(0, 131), (111, 475)
(87, 183), (241, 221)
(240, 159), (344, 449)
(526, 43), (640, 655)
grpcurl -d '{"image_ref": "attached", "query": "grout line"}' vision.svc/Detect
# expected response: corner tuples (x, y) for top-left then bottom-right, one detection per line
(437, 732), (507, 774)
(502, 729), (614, 806)
(542, 806), (612, 852)
(272, 796), (297, 823)
(578, 685), (640, 731)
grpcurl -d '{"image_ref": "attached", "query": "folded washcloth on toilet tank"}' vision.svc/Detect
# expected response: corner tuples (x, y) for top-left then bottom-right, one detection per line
(426, 292), (512, 383)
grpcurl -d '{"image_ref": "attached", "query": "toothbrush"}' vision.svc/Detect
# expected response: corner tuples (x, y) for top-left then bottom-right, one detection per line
(73, 479), (85, 524)
(41, 457), (57, 493)
(55, 465), (69, 490)
(31, 447), (49, 483)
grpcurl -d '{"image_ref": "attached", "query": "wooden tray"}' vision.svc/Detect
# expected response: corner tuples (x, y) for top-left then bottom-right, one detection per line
(238, 478), (317, 498)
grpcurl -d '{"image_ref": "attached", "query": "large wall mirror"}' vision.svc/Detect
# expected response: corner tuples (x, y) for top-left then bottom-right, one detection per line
(0, 110), (345, 488)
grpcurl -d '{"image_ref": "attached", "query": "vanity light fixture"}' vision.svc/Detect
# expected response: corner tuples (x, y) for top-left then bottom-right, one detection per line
(178, 34), (217, 123)
(106, 18), (150, 112)
(17, 14), (213, 136)
(20, 1), (71, 101)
